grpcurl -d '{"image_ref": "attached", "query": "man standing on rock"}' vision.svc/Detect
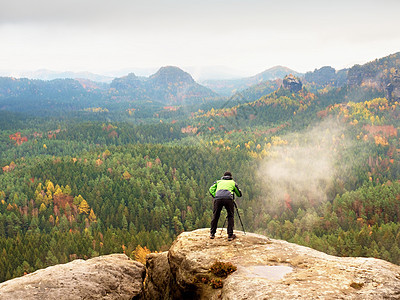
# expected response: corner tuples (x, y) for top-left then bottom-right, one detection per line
(209, 171), (242, 241)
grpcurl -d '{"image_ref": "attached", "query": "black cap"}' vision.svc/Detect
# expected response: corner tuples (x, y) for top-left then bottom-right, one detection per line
(224, 171), (232, 177)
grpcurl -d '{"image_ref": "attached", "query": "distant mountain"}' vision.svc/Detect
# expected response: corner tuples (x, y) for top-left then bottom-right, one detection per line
(0, 66), (219, 113)
(106, 66), (248, 81)
(320, 52), (400, 102)
(149, 66), (195, 85)
(303, 66), (348, 89)
(248, 66), (303, 83)
(110, 73), (146, 98)
(347, 52), (400, 88)
(110, 66), (218, 104)
(228, 66), (350, 105)
(201, 66), (303, 96)
(194, 78), (315, 130)
(229, 79), (282, 104)
(12, 69), (114, 83)
(0, 77), (101, 112)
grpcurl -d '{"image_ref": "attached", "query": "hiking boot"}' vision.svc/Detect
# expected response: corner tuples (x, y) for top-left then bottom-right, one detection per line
(228, 234), (236, 241)
(210, 234), (215, 239)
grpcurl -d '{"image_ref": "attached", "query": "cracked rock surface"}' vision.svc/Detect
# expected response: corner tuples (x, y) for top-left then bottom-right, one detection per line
(146, 228), (400, 299)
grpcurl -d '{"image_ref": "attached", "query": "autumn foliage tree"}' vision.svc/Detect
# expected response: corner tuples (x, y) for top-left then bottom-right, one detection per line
(78, 200), (90, 215)
(132, 245), (151, 264)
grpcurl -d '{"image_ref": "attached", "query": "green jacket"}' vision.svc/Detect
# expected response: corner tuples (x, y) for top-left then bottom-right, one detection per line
(209, 175), (242, 200)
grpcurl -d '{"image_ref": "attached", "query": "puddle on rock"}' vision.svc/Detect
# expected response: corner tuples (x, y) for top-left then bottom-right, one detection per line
(241, 265), (293, 281)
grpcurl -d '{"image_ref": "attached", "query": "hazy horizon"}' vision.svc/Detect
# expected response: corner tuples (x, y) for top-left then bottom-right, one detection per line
(1, 0), (400, 78)
(0, 64), (303, 81)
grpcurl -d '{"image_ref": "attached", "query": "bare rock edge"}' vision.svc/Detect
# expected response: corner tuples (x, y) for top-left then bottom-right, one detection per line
(0, 254), (145, 300)
(144, 229), (400, 299)
(2, 229), (400, 299)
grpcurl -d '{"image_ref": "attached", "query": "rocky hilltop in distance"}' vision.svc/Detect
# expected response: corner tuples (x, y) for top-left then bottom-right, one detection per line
(149, 66), (195, 85)
(387, 70), (400, 102)
(347, 52), (400, 99)
(282, 74), (302, 93)
(303, 66), (348, 88)
(110, 66), (218, 104)
(0, 66), (218, 112)
(1, 229), (400, 299)
(201, 66), (303, 96)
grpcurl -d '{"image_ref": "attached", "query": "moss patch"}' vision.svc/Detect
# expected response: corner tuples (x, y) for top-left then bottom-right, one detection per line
(350, 282), (364, 290)
(210, 261), (237, 278)
(196, 261), (237, 289)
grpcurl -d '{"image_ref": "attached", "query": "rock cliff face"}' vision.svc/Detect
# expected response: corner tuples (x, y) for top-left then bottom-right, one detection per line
(346, 52), (400, 92)
(282, 74), (302, 93)
(304, 66), (348, 87)
(386, 71), (400, 102)
(0, 254), (145, 300)
(144, 229), (400, 299)
(2, 230), (400, 299)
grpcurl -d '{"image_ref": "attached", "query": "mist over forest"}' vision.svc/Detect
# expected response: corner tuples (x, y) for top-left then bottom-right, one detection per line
(1, 51), (400, 283)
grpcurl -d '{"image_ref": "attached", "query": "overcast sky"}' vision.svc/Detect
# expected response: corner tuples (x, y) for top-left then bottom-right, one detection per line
(1, 0), (400, 78)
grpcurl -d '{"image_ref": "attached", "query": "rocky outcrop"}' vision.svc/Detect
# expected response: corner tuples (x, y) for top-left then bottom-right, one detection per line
(347, 52), (400, 91)
(143, 252), (182, 300)
(386, 70), (400, 102)
(145, 229), (400, 299)
(282, 74), (302, 93)
(201, 66), (303, 97)
(0, 254), (145, 300)
(109, 66), (218, 104)
(304, 66), (348, 87)
(110, 73), (144, 90)
(2, 230), (400, 299)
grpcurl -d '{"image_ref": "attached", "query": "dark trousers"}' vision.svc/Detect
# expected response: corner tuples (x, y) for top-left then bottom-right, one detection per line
(210, 198), (235, 236)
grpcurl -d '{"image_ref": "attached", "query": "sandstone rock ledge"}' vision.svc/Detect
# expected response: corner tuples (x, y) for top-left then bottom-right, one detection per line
(0, 254), (145, 300)
(144, 228), (400, 300)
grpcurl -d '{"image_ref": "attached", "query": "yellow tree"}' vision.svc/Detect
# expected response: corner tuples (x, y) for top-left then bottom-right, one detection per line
(35, 183), (42, 193)
(73, 194), (85, 206)
(78, 200), (90, 215)
(132, 245), (151, 264)
(102, 149), (111, 159)
(45, 189), (53, 204)
(39, 203), (47, 213)
(123, 171), (131, 180)
(54, 187), (63, 196)
(46, 181), (55, 193)
(89, 209), (97, 223)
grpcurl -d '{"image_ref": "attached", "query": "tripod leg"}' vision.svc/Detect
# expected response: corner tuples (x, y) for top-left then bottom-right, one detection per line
(234, 201), (246, 235)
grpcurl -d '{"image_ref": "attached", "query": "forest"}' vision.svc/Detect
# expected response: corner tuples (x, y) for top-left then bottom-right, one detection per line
(1, 53), (400, 283)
